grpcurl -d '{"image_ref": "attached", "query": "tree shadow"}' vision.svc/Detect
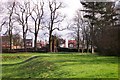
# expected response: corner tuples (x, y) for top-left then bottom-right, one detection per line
(2, 56), (41, 66)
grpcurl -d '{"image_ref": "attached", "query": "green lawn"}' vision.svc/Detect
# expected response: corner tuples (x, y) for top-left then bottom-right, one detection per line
(1, 52), (119, 78)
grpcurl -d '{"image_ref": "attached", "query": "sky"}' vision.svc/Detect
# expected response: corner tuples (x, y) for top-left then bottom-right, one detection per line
(31, 0), (82, 41)
(61, 0), (82, 19)
(0, 0), (81, 19)
(52, 0), (82, 40)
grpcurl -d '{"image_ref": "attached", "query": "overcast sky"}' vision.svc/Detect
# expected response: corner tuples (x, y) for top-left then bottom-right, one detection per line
(0, 0), (81, 19)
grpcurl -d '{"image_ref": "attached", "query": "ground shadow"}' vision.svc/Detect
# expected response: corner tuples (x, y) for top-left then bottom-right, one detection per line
(2, 56), (41, 66)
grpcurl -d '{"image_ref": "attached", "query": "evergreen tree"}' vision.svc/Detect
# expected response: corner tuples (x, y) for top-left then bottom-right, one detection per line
(81, 2), (119, 55)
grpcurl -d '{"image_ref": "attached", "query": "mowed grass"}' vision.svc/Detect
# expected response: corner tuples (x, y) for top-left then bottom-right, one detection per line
(1, 52), (119, 78)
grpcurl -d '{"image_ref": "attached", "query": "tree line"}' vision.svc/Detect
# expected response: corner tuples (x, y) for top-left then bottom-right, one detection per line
(0, 0), (65, 52)
(0, 0), (119, 55)
(69, 1), (119, 56)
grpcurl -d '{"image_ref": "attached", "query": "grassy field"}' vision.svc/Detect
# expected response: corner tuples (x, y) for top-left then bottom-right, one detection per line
(1, 52), (119, 78)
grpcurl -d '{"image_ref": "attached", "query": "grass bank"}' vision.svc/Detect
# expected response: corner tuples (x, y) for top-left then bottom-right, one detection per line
(1, 52), (119, 78)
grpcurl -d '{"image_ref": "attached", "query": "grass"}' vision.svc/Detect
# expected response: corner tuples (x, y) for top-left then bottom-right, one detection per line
(1, 52), (119, 78)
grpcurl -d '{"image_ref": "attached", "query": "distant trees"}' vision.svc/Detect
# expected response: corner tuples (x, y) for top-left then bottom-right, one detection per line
(1, 0), (119, 55)
(68, 10), (83, 52)
(80, 2), (99, 53)
(0, 0), (66, 52)
(74, 11), (82, 52)
(68, 10), (91, 53)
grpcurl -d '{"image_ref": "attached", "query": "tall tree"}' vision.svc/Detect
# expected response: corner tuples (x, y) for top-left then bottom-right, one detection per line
(68, 10), (83, 52)
(30, 1), (44, 51)
(81, 2), (97, 53)
(74, 11), (83, 52)
(7, 1), (16, 50)
(68, 10), (90, 52)
(15, 1), (32, 51)
(47, 0), (65, 52)
(81, 1), (119, 55)
(80, 2), (113, 53)
(115, 1), (120, 55)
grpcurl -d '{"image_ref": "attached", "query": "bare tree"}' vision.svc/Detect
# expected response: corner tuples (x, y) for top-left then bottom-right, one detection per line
(30, 1), (44, 51)
(0, 21), (6, 32)
(46, 0), (66, 52)
(0, 2), (7, 32)
(6, 1), (16, 50)
(15, 1), (32, 51)
(68, 10), (84, 52)
(83, 21), (91, 53)
(68, 10), (91, 53)
(74, 11), (83, 52)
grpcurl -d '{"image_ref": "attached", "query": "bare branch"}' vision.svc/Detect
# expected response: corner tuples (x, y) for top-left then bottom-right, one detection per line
(0, 21), (6, 32)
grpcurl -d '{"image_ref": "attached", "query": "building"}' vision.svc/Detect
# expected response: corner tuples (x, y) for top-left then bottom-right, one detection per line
(68, 40), (77, 48)
(2, 35), (23, 49)
(2, 36), (11, 49)
(58, 39), (66, 48)
(26, 39), (33, 48)
(37, 40), (47, 48)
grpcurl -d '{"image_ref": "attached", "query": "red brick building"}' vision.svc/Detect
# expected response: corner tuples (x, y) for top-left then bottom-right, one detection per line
(26, 39), (33, 48)
(68, 40), (77, 48)
(37, 40), (47, 48)
(2, 36), (11, 49)
(2, 35), (22, 49)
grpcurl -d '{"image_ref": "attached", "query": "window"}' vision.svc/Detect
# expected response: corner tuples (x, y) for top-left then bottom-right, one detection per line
(69, 44), (74, 48)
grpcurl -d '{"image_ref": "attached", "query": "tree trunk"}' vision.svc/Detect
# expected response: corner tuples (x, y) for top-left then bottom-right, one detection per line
(34, 33), (37, 51)
(77, 27), (80, 52)
(77, 44), (80, 52)
(119, 28), (120, 54)
(23, 32), (26, 52)
(54, 37), (57, 52)
(90, 29), (94, 54)
(86, 41), (89, 53)
(49, 32), (52, 52)
(91, 2), (95, 54)
(91, 31), (94, 54)
(91, 46), (94, 54)
(90, 24), (94, 54)
(9, 30), (12, 50)
(8, 17), (13, 51)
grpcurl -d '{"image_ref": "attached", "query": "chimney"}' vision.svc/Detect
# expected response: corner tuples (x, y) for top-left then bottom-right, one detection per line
(65, 39), (68, 48)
